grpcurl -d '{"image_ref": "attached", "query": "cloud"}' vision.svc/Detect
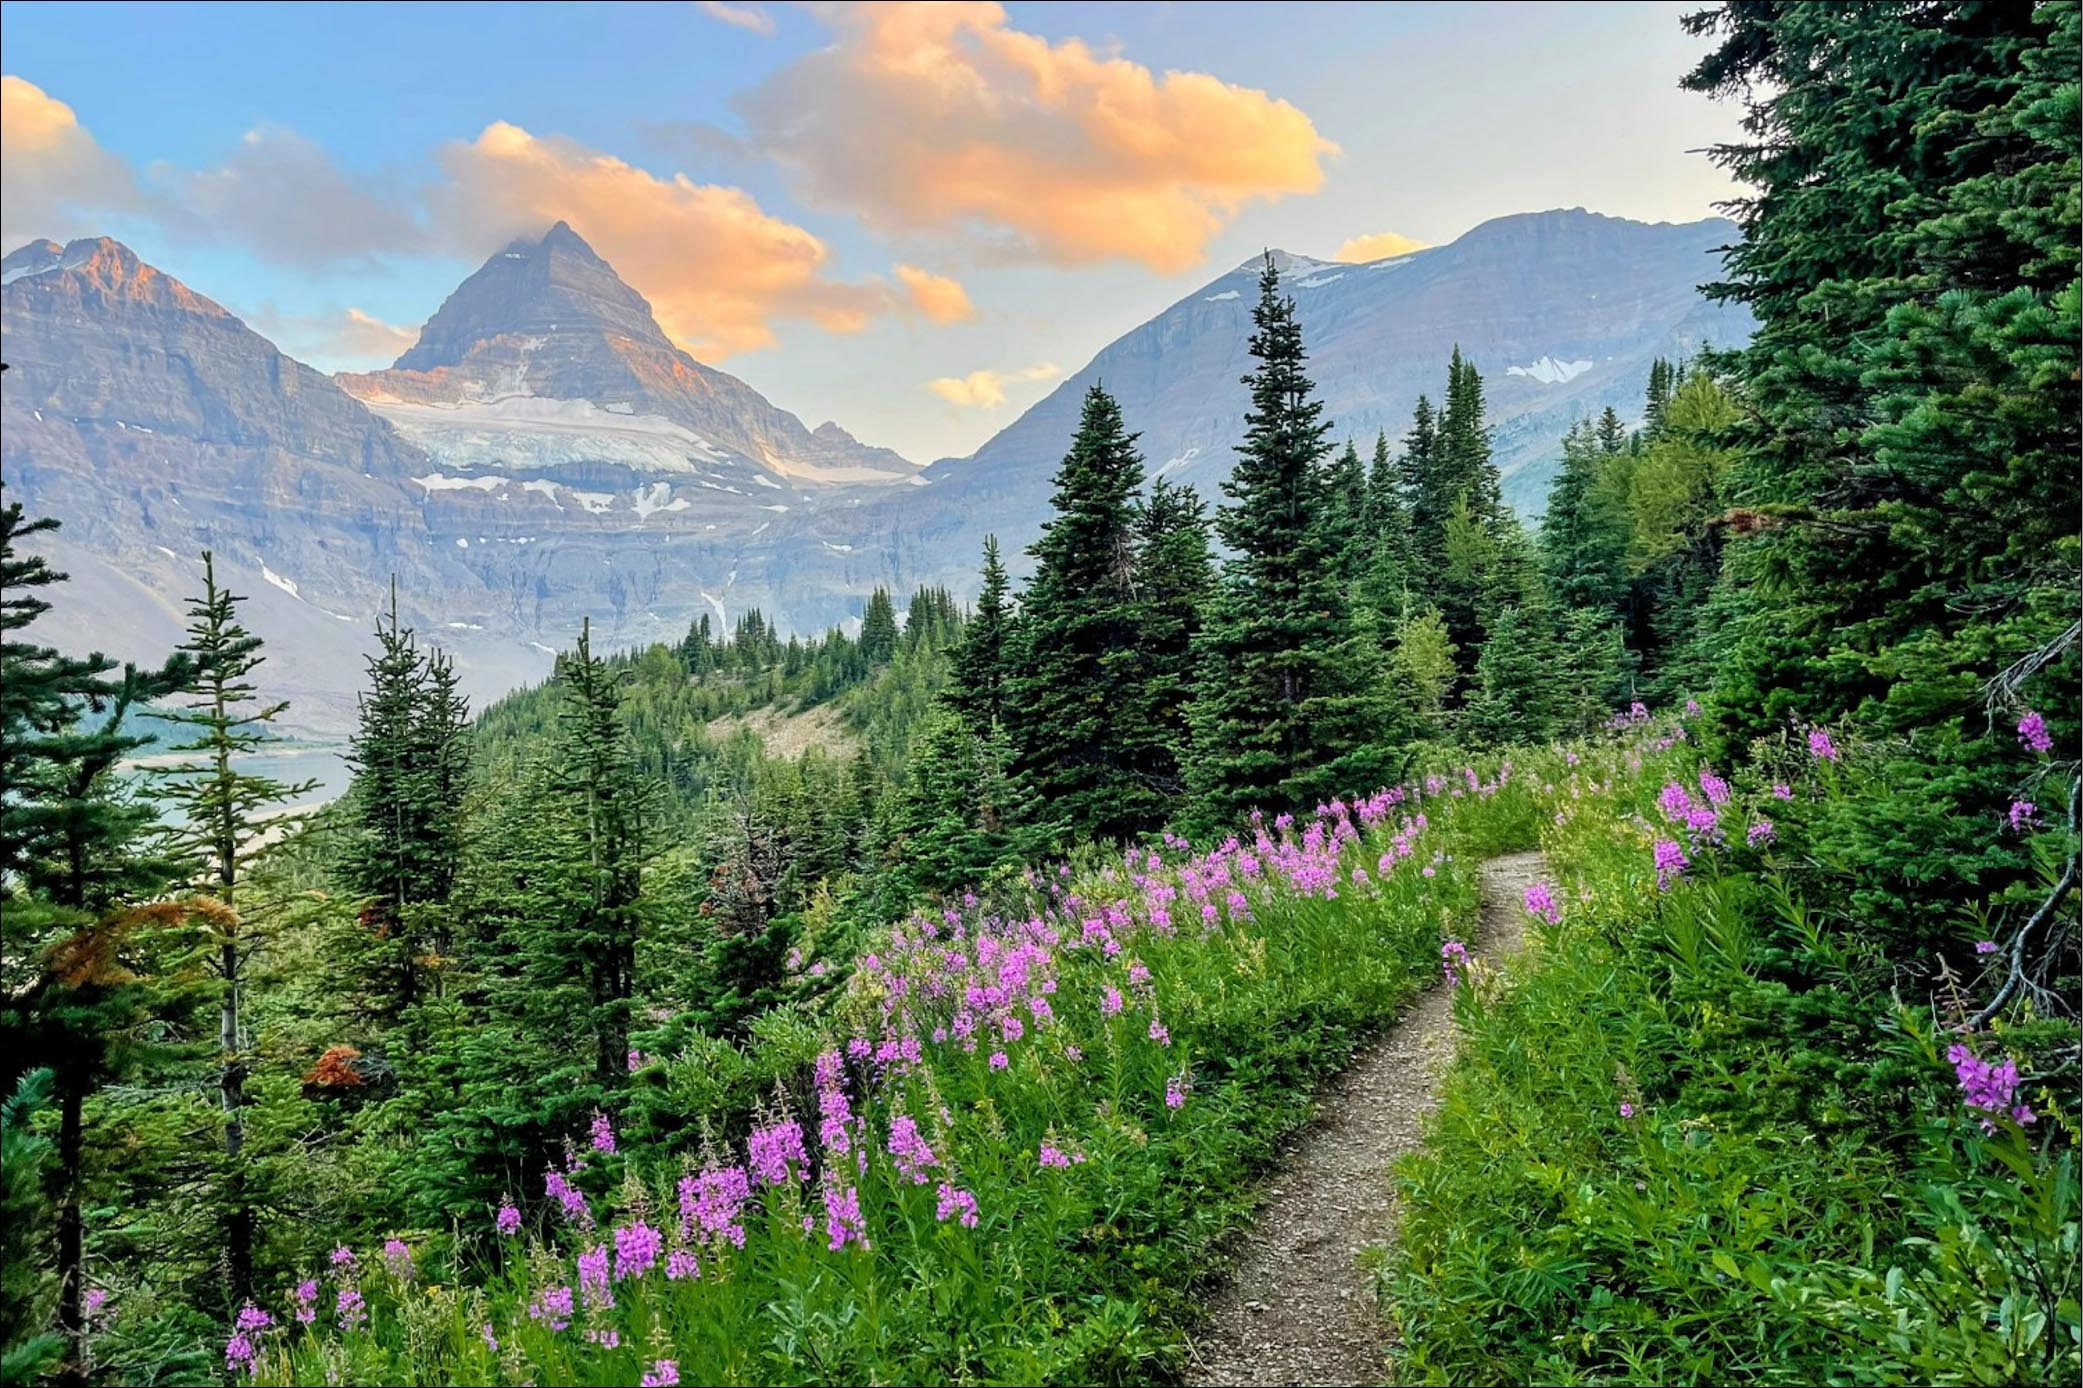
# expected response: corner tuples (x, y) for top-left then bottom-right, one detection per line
(895, 264), (974, 323)
(1332, 230), (1430, 263)
(244, 303), (418, 367)
(159, 126), (426, 270)
(734, 3), (1335, 272)
(2, 75), (979, 361)
(696, 1), (775, 36)
(1, 75), (146, 249)
(431, 120), (893, 357)
(924, 362), (1058, 409)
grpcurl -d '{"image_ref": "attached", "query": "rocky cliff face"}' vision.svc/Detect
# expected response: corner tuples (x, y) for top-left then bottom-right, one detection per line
(0, 236), (474, 732)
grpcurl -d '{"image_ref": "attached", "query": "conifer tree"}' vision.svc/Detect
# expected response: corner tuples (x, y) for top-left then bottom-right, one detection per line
(1363, 430), (1411, 564)
(1436, 347), (1502, 525)
(1186, 255), (1393, 828)
(548, 620), (651, 1085)
(1320, 440), (1369, 578)
(1132, 477), (1214, 792)
(946, 536), (1011, 734)
(1540, 421), (1629, 614)
(338, 590), (461, 1026)
(1642, 356), (1675, 438)
(1003, 383), (1167, 842)
(0, 491), (188, 1384)
(859, 589), (899, 666)
(1595, 405), (1630, 456)
(1458, 604), (1553, 747)
(148, 552), (315, 1312)
(888, 708), (1030, 898)
(1682, 0), (2078, 952)
(1399, 395), (1442, 582)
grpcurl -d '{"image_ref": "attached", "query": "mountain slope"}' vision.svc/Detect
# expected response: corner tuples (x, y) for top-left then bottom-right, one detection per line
(0, 236), (477, 732)
(338, 222), (915, 485)
(0, 233), (920, 733)
(870, 209), (1751, 591)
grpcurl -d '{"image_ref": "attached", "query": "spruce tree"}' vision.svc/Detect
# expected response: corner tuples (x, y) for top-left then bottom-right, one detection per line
(859, 589), (899, 666)
(1363, 430), (1412, 566)
(1436, 347), (1502, 525)
(148, 552), (316, 1312)
(0, 491), (188, 1384)
(1459, 604), (1552, 748)
(1399, 395), (1442, 584)
(1003, 383), (1168, 842)
(1133, 477), (1214, 795)
(1320, 440), (1369, 578)
(1641, 356), (1675, 438)
(339, 591), (433, 1024)
(549, 620), (651, 1086)
(888, 708), (1030, 898)
(946, 536), (1011, 734)
(1595, 405), (1630, 456)
(1683, 0), (2079, 953)
(1186, 255), (1393, 829)
(1540, 420), (1629, 614)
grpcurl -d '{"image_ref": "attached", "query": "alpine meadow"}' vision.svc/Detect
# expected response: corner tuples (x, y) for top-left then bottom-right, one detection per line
(0, 4), (2076, 1387)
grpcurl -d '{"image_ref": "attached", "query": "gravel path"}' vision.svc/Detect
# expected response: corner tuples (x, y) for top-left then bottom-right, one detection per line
(1182, 850), (1545, 1388)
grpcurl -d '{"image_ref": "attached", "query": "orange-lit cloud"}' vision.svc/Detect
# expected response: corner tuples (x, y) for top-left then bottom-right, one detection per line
(924, 362), (1058, 409)
(895, 264), (975, 323)
(735, 3), (1336, 272)
(433, 120), (892, 358)
(1, 76), (145, 248)
(1333, 230), (1430, 263)
(245, 303), (418, 366)
(697, 1), (775, 36)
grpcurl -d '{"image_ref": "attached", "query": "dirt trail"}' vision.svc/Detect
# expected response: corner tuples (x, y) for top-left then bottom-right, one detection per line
(1182, 850), (1545, 1388)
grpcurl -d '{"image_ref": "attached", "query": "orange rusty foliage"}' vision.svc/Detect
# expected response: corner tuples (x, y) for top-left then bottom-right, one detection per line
(304, 1045), (366, 1088)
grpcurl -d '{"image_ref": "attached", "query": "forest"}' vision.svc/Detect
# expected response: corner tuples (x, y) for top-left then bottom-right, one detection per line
(1, 4), (2076, 1385)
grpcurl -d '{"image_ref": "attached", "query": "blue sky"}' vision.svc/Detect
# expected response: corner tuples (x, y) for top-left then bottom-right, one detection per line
(1, 1), (1743, 462)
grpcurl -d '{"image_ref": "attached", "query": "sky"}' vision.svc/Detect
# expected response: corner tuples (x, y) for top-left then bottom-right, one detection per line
(0, 1), (1745, 464)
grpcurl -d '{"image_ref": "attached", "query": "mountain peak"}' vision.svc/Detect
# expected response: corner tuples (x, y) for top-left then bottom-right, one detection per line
(393, 222), (670, 372)
(3, 235), (227, 316)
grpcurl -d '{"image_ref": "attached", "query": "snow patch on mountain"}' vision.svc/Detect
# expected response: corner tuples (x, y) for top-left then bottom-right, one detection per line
(1506, 356), (1596, 385)
(261, 564), (301, 599)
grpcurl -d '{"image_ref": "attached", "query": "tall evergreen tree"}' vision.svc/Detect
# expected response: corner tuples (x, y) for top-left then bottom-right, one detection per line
(1320, 440), (1370, 578)
(1186, 255), (1392, 828)
(549, 620), (651, 1086)
(148, 552), (315, 1312)
(1641, 356), (1675, 437)
(946, 536), (1012, 734)
(1436, 347), (1502, 525)
(1003, 383), (1168, 842)
(1682, 0), (2080, 952)
(1399, 395), (1443, 582)
(0, 491), (188, 1385)
(859, 589), (899, 666)
(1132, 477), (1214, 794)
(1540, 420), (1629, 614)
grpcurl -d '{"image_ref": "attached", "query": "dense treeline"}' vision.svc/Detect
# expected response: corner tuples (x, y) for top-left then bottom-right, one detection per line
(0, 2), (2074, 1381)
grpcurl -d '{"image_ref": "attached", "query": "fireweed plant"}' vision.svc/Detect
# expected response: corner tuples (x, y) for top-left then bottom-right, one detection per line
(1388, 714), (2079, 1386)
(232, 767), (1534, 1385)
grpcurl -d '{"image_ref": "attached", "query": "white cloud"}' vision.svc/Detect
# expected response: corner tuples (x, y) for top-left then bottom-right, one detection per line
(696, 1), (775, 37)
(923, 362), (1059, 409)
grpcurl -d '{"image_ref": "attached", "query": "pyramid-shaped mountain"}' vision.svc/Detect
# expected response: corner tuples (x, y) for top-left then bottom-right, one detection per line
(339, 222), (914, 485)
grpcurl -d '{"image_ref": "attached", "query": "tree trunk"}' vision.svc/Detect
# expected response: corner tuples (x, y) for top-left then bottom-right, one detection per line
(221, 936), (252, 1310)
(55, 1077), (85, 1388)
